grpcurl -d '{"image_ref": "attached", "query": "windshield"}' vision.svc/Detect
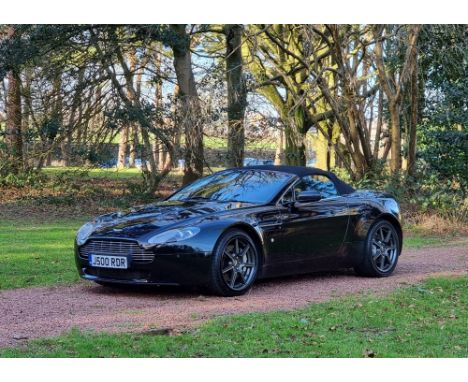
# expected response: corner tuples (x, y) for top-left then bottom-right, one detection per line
(168, 169), (294, 204)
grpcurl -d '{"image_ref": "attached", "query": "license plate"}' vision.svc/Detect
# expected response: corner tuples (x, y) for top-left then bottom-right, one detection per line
(89, 254), (128, 269)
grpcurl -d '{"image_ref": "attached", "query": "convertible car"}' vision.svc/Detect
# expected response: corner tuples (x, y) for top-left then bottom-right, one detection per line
(75, 166), (402, 296)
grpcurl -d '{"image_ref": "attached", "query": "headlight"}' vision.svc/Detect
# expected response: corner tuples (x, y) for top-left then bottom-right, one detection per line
(76, 222), (94, 246)
(147, 227), (200, 245)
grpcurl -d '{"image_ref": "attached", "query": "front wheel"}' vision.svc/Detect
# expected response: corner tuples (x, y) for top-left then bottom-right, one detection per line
(354, 220), (400, 277)
(209, 229), (259, 296)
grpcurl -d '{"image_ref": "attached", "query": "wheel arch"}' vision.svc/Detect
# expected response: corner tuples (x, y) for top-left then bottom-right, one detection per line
(347, 209), (403, 266)
(222, 223), (265, 273)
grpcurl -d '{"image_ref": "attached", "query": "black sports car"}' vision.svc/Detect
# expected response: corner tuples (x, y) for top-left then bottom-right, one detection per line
(75, 166), (402, 296)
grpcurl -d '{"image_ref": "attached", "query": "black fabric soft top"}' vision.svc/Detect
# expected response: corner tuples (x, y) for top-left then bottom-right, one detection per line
(241, 165), (355, 195)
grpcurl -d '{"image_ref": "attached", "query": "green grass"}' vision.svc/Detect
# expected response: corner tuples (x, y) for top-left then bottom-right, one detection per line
(0, 219), (85, 289)
(204, 136), (276, 150)
(1, 276), (466, 357)
(42, 167), (143, 180)
(404, 234), (467, 249)
(42, 166), (223, 180)
(404, 235), (446, 249)
(107, 133), (276, 150)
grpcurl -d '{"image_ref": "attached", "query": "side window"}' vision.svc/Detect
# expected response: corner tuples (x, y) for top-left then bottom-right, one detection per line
(294, 175), (338, 199)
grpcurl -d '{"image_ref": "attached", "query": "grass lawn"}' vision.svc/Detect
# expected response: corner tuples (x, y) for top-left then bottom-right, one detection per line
(0, 218), (85, 289)
(42, 166), (224, 180)
(404, 235), (447, 249)
(1, 276), (466, 357)
(204, 136), (276, 151)
(43, 166), (143, 179)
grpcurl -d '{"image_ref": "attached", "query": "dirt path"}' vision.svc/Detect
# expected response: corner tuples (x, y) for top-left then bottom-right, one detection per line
(0, 244), (466, 348)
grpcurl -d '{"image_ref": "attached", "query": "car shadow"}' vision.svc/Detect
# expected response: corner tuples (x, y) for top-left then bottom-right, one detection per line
(257, 268), (356, 286)
(85, 268), (358, 299)
(87, 282), (203, 298)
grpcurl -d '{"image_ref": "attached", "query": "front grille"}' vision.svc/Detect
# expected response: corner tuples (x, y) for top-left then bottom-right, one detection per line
(79, 240), (155, 264)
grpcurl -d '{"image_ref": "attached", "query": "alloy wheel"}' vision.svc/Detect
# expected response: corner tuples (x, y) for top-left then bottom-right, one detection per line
(220, 236), (257, 291)
(371, 225), (398, 273)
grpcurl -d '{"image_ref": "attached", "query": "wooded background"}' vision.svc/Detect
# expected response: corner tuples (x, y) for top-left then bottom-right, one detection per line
(0, 25), (466, 204)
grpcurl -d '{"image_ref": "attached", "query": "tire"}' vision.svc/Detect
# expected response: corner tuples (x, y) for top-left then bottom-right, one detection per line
(208, 229), (260, 297)
(354, 220), (401, 277)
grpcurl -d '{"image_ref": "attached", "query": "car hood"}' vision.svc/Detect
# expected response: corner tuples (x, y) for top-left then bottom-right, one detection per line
(88, 200), (255, 240)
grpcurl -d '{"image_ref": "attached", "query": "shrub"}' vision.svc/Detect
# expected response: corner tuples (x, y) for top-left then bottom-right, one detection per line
(0, 169), (47, 188)
(341, 162), (467, 226)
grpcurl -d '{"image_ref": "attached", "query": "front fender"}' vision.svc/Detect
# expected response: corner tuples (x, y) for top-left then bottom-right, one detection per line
(151, 218), (263, 256)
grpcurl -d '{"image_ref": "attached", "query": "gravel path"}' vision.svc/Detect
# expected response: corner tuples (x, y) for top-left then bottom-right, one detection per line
(0, 244), (467, 348)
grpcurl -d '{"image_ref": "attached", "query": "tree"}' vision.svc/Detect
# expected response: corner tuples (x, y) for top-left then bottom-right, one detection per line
(244, 25), (334, 166)
(308, 24), (378, 178)
(169, 24), (204, 184)
(4, 26), (23, 174)
(246, 25), (384, 178)
(417, 24), (468, 195)
(224, 24), (247, 168)
(373, 24), (422, 173)
(0, 23), (463, 197)
(89, 26), (177, 191)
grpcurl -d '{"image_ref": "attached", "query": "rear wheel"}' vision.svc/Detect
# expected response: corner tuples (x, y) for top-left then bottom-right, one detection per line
(354, 220), (400, 277)
(209, 229), (259, 296)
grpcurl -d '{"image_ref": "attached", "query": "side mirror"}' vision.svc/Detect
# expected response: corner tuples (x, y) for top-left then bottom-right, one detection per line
(296, 190), (322, 203)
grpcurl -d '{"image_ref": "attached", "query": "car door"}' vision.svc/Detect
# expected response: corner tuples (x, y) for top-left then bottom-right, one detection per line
(275, 175), (350, 270)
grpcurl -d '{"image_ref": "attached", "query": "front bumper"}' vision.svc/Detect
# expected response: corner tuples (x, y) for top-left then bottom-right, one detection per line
(75, 244), (213, 286)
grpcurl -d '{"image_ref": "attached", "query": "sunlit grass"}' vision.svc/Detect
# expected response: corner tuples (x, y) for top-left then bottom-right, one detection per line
(204, 136), (276, 150)
(0, 219), (85, 289)
(42, 166), (226, 180)
(42, 167), (142, 179)
(404, 234), (467, 249)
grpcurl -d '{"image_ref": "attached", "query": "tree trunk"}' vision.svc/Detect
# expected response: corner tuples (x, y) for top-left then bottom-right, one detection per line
(284, 127), (306, 166)
(283, 96), (307, 166)
(373, 24), (421, 174)
(373, 90), (384, 158)
(326, 122), (334, 171)
(152, 143), (160, 170)
(61, 66), (85, 168)
(5, 66), (23, 174)
(22, 69), (32, 169)
(128, 125), (138, 168)
(60, 135), (71, 167)
(117, 127), (128, 169)
(274, 128), (284, 165)
(50, 73), (65, 167)
(158, 143), (165, 171)
(140, 126), (159, 191)
(388, 101), (402, 173)
(224, 24), (247, 168)
(152, 50), (163, 173)
(170, 25), (204, 185)
(127, 51), (138, 169)
(407, 54), (418, 176)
